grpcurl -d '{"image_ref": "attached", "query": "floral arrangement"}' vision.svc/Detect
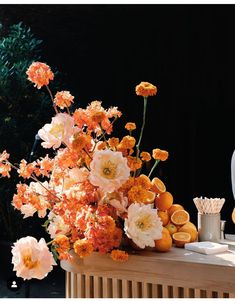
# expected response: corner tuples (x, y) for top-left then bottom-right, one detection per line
(0, 62), (171, 281)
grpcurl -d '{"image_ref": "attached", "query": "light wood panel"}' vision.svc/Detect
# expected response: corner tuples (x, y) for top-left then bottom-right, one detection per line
(62, 247), (235, 298)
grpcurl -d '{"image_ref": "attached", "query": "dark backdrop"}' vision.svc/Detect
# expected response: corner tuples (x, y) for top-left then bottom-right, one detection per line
(0, 4), (235, 233)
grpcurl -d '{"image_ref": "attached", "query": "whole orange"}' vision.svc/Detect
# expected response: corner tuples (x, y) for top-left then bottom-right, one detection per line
(165, 223), (178, 235)
(157, 210), (170, 226)
(154, 227), (172, 252)
(155, 191), (173, 211)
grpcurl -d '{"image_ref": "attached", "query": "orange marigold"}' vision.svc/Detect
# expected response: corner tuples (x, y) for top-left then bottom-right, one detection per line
(54, 91), (74, 109)
(152, 148), (169, 161)
(127, 156), (142, 171)
(140, 151), (151, 162)
(108, 137), (119, 149)
(128, 185), (149, 203)
(135, 81), (157, 97)
(26, 62), (54, 89)
(118, 136), (136, 150)
(73, 239), (94, 258)
(125, 122), (136, 131)
(110, 249), (129, 262)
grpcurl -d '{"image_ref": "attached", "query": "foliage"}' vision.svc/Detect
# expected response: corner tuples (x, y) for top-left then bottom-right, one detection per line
(0, 22), (52, 241)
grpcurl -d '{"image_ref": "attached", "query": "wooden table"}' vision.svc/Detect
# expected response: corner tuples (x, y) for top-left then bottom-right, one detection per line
(61, 247), (235, 298)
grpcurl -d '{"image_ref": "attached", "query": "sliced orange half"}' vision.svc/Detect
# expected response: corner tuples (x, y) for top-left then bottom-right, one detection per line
(151, 177), (166, 194)
(232, 208), (235, 224)
(170, 209), (190, 226)
(172, 232), (191, 247)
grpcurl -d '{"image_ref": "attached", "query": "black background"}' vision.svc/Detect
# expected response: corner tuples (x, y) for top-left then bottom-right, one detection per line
(0, 4), (235, 232)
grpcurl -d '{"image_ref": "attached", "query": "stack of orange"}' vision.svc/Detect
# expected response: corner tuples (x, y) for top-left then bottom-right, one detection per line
(152, 177), (198, 251)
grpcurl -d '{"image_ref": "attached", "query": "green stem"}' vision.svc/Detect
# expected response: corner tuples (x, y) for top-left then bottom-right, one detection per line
(148, 159), (160, 178)
(45, 85), (59, 114)
(134, 96), (148, 177)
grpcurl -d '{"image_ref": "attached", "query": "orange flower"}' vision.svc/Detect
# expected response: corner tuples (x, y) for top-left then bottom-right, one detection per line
(152, 148), (169, 161)
(53, 234), (70, 260)
(125, 122), (136, 131)
(73, 239), (94, 258)
(18, 159), (36, 179)
(128, 185), (149, 203)
(54, 91), (74, 109)
(71, 133), (92, 152)
(91, 111), (106, 123)
(118, 136), (136, 150)
(140, 151), (151, 162)
(0, 151), (11, 177)
(98, 215), (116, 234)
(110, 249), (128, 262)
(127, 156), (142, 171)
(97, 141), (107, 150)
(108, 137), (119, 149)
(135, 81), (157, 97)
(26, 62), (54, 89)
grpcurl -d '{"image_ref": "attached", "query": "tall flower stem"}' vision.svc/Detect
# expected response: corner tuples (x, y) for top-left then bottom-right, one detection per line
(134, 96), (148, 177)
(148, 159), (160, 178)
(45, 85), (59, 114)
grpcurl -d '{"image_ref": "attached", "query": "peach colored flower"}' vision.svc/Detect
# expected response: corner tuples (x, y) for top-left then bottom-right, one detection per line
(125, 122), (136, 131)
(152, 148), (169, 161)
(38, 113), (75, 149)
(110, 249), (129, 262)
(73, 239), (94, 258)
(54, 91), (74, 109)
(47, 211), (70, 239)
(26, 62), (54, 89)
(100, 191), (128, 215)
(140, 151), (151, 162)
(11, 236), (56, 280)
(89, 149), (130, 193)
(135, 81), (157, 97)
(0, 150), (11, 177)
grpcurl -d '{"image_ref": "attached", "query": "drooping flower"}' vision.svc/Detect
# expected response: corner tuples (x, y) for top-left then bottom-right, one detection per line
(26, 62), (54, 89)
(54, 91), (74, 109)
(89, 149), (130, 193)
(73, 239), (94, 258)
(152, 148), (169, 161)
(110, 249), (129, 262)
(11, 236), (56, 280)
(38, 113), (75, 149)
(135, 81), (157, 97)
(124, 203), (163, 249)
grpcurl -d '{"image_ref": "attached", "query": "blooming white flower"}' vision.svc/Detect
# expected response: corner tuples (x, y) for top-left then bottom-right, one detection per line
(47, 211), (70, 239)
(11, 236), (56, 280)
(124, 203), (163, 249)
(38, 113), (75, 149)
(89, 149), (130, 193)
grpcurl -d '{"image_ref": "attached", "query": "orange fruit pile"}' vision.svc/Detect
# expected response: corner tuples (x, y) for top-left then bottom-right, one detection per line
(153, 178), (198, 251)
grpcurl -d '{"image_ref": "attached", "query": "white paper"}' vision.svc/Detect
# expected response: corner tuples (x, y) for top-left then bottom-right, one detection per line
(184, 241), (228, 255)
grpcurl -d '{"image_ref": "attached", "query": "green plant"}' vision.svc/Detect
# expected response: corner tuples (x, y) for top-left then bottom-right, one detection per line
(0, 22), (53, 241)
